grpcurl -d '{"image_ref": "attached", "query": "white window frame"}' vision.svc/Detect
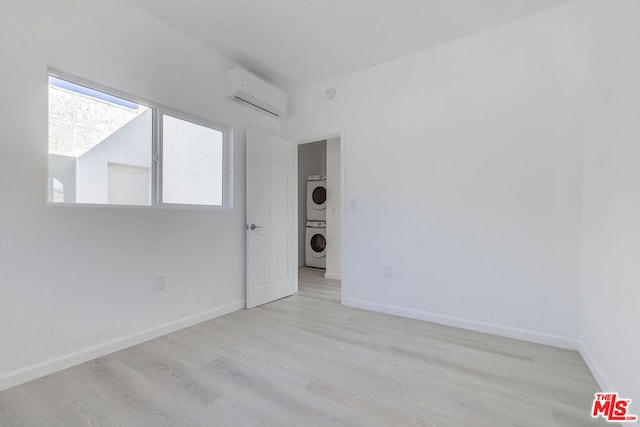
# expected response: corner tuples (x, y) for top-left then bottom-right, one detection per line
(156, 108), (231, 210)
(47, 69), (232, 210)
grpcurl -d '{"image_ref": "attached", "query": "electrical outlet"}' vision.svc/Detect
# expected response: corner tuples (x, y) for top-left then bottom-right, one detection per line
(384, 265), (392, 278)
(155, 275), (167, 292)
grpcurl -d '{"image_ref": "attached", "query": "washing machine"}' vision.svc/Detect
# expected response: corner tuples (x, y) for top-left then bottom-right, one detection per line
(307, 174), (327, 221)
(305, 220), (326, 269)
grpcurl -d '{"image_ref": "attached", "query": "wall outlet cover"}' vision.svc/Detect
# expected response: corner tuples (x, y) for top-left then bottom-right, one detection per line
(155, 275), (167, 292)
(384, 265), (392, 278)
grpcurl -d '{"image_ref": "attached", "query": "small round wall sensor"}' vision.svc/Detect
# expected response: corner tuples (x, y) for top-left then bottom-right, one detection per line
(325, 87), (336, 100)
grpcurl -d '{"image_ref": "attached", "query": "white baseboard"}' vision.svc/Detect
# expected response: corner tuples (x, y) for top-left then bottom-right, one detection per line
(342, 298), (580, 350)
(0, 300), (245, 392)
(324, 272), (342, 280)
(579, 342), (613, 392)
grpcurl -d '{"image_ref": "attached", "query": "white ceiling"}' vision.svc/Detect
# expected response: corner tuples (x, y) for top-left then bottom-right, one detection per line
(127, 0), (576, 92)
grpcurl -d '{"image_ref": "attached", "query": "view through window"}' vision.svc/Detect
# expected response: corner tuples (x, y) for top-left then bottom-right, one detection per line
(162, 115), (224, 206)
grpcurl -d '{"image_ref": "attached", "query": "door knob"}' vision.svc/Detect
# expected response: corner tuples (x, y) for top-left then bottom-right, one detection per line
(249, 223), (263, 231)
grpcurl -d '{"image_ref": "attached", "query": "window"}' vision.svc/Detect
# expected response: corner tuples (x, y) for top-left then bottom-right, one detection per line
(48, 75), (152, 206)
(47, 72), (227, 207)
(162, 115), (224, 206)
(52, 178), (64, 203)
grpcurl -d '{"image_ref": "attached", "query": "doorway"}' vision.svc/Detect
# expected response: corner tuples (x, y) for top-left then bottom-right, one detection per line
(297, 137), (342, 289)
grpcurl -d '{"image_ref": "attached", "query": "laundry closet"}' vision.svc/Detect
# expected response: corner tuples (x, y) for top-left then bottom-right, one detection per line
(298, 140), (326, 269)
(297, 138), (341, 280)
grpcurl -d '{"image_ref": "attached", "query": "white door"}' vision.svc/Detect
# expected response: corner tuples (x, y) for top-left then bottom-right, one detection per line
(108, 163), (151, 205)
(246, 129), (297, 308)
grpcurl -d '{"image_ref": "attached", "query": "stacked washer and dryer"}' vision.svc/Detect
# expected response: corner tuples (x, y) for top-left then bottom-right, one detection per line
(305, 174), (327, 269)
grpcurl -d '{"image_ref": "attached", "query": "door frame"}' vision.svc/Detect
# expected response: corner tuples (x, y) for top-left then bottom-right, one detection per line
(296, 129), (346, 303)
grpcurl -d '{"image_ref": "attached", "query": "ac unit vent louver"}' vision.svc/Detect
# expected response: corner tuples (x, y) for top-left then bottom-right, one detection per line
(225, 67), (287, 117)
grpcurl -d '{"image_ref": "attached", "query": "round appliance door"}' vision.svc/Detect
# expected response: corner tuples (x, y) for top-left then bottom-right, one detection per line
(307, 230), (326, 257)
(312, 185), (327, 206)
(308, 182), (327, 210)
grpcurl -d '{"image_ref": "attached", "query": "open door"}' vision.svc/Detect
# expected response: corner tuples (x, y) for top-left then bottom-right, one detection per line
(246, 129), (297, 308)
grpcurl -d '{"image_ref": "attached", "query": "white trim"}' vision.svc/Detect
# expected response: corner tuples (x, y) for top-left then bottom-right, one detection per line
(340, 128), (347, 306)
(579, 342), (613, 392)
(293, 145), (299, 294)
(296, 133), (341, 146)
(342, 298), (579, 350)
(0, 300), (245, 392)
(324, 272), (342, 280)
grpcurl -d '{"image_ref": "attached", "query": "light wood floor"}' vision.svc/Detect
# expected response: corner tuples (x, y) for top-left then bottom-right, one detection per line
(0, 268), (608, 426)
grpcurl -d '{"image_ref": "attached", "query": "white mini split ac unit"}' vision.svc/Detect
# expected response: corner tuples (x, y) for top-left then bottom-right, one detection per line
(225, 67), (287, 117)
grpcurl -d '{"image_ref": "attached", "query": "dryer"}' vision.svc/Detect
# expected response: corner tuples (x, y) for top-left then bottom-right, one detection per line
(307, 174), (327, 221)
(305, 220), (326, 269)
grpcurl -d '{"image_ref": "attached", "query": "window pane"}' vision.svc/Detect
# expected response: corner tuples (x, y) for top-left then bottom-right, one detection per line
(162, 115), (223, 206)
(48, 76), (152, 205)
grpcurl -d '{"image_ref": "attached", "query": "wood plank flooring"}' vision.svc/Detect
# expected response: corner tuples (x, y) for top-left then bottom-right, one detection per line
(0, 268), (609, 426)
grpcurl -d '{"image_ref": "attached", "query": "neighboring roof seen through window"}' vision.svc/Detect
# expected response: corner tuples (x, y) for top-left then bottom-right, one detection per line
(48, 76), (138, 110)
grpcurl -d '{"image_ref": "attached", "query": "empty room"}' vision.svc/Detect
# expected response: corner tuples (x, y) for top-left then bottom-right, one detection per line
(0, 0), (638, 425)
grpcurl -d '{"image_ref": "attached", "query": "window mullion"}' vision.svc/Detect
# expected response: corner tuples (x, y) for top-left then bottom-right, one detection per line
(153, 108), (162, 207)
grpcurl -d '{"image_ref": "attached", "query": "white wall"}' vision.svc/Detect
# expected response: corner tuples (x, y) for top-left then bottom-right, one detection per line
(325, 137), (342, 280)
(580, 0), (640, 404)
(297, 141), (326, 265)
(0, 0), (281, 391)
(286, 2), (586, 348)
